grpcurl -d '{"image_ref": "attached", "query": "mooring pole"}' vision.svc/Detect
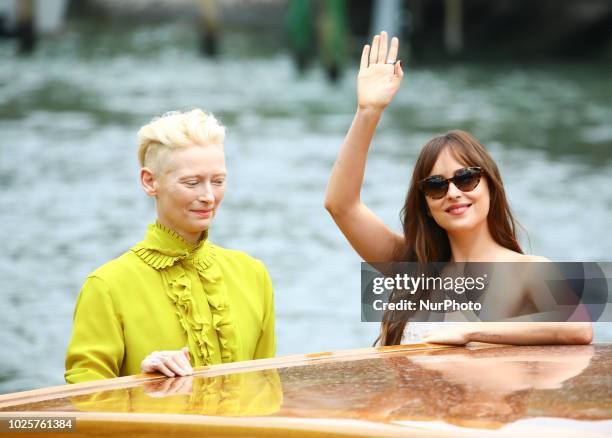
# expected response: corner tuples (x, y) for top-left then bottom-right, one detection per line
(197, 0), (220, 57)
(316, 0), (347, 82)
(16, 0), (35, 54)
(444, 0), (463, 55)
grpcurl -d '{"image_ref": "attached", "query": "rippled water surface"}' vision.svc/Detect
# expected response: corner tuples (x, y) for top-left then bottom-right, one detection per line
(1, 20), (611, 393)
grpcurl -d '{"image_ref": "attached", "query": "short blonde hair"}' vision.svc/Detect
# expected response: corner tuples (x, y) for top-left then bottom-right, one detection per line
(137, 108), (226, 172)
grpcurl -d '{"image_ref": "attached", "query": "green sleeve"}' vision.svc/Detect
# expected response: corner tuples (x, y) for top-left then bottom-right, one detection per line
(253, 261), (276, 359)
(65, 276), (125, 384)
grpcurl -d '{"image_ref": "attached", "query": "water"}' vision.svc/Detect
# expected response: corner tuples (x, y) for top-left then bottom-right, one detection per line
(1, 20), (611, 393)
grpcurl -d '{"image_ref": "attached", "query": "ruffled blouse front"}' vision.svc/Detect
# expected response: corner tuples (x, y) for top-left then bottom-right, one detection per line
(130, 222), (239, 367)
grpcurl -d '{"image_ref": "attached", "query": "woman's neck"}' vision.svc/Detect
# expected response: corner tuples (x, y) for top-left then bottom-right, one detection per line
(156, 217), (203, 244)
(447, 223), (503, 262)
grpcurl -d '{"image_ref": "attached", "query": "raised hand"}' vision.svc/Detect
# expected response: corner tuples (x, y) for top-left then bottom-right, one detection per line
(140, 346), (193, 377)
(357, 31), (404, 112)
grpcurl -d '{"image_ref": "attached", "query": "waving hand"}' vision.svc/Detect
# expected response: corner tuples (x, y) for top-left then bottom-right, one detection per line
(358, 32), (404, 112)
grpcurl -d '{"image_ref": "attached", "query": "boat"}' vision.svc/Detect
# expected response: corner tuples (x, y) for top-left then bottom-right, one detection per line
(0, 343), (611, 437)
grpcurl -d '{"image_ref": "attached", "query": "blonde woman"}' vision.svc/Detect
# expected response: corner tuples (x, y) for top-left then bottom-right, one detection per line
(65, 109), (276, 383)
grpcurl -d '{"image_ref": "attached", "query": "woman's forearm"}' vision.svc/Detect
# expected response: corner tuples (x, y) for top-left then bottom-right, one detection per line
(468, 322), (593, 345)
(324, 33), (405, 262)
(324, 108), (382, 217)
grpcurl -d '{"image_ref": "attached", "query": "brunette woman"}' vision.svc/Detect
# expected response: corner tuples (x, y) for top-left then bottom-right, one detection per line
(325, 32), (592, 346)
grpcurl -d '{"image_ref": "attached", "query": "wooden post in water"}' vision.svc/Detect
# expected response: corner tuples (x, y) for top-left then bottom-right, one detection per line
(316, 0), (347, 82)
(287, 0), (314, 73)
(197, 0), (219, 57)
(287, 0), (347, 82)
(444, 0), (463, 55)
(16, 0), (35, 54)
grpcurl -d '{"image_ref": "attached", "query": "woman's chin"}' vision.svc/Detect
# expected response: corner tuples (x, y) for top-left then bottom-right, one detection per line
(438, 218), (482, 234)
(193, 220), (212, 231)
(182, 218), (212, 234)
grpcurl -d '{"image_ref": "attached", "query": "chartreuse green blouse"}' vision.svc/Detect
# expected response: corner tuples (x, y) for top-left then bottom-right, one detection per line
(65, 222), (276, 384)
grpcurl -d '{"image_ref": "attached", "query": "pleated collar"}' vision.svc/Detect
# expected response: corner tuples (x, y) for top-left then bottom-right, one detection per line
(130, 221), (216, 270)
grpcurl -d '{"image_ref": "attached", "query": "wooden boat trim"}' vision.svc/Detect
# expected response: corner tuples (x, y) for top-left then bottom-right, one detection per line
(0, 411), (425, 438)
(0, 343), (476, 408)
(0, 411), (609, 438)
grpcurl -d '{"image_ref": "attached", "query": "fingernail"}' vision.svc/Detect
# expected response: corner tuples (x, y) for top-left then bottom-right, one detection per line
(397, 60), (402, 67)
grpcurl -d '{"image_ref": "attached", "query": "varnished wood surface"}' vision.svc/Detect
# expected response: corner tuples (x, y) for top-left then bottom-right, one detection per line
(1, 343), (611, 437)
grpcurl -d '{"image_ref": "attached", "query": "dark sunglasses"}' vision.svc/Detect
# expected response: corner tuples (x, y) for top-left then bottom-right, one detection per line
(419, 167), (483, 200)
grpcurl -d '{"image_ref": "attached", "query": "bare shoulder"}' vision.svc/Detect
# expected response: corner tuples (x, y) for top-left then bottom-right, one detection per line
(495, 250), (552, 263)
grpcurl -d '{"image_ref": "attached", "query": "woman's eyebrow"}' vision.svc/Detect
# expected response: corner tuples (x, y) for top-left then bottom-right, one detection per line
(179, 172), (227, 179)
(428, 167), (468, 178)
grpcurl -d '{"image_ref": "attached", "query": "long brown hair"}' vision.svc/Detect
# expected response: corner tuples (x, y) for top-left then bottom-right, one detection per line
(378, 130), (523, 346)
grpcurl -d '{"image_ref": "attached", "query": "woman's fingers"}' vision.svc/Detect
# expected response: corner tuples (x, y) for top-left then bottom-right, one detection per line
(163, 356), (186, 377)
(154, 359), (176, 377)
(141, 349), (193, 377)
(179, 347), (193, 373)
(362, 33), (399, 69)
(360, 44), (370, 70)
(160, 350), (192, 374)
(377, 31), (388, 64)
(394, 60), (403, 78)
(369, 34), (380, 65)
(178, 352), (194, 374)
(164, 355), (191, 377)
(141, 353), (161, 373)
(422, 329), (469, 345)
(177, 354), (193, 374)
(387, 36), (399, 63)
